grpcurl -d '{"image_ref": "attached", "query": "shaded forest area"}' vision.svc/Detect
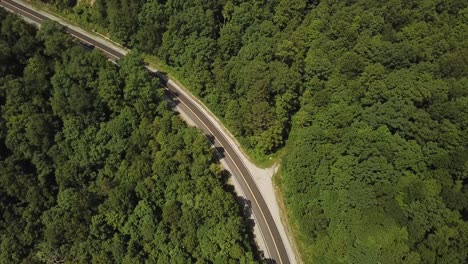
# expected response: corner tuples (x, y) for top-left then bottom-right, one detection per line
(0, 10), (259, 263)
(14, 0), (468, 263)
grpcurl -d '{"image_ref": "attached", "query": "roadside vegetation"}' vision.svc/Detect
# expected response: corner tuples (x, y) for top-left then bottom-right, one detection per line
(0, 10), (259, 263)
(6, 0), (468, 263)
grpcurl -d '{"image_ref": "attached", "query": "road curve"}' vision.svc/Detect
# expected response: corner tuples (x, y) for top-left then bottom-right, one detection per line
(0, 0), (292, 263)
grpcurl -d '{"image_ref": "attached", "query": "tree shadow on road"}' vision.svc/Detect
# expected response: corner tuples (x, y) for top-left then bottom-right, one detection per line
(220, 168), (277, 264)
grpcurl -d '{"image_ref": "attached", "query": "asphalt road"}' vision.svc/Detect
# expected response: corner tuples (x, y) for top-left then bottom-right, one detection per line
(0, 1), (291, 263)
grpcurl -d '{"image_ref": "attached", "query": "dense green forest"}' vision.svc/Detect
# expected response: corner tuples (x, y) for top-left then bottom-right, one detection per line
(280, 1), (468, 263)
(10, 0), (468, 263)
(0, 10), (259, 263)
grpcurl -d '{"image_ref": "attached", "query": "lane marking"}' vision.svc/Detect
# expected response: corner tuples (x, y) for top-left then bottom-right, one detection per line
(71, 33), (121, 60)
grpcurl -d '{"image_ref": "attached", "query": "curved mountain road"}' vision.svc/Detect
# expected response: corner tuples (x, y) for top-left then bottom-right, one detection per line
(0, 0), (293, 263)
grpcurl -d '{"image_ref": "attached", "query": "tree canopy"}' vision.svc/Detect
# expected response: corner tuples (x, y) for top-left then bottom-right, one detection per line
(0, 10), (259, 263)
(9, 0), (468, 262)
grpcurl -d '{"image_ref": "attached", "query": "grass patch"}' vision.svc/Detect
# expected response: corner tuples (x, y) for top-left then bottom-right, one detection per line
(274, 170), (311, 264)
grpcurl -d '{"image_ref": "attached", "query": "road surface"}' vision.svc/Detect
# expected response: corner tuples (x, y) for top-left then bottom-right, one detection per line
(0, 0), (292, 263)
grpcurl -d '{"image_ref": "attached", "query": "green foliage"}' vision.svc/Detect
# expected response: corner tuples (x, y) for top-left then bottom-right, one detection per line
(34, 0), (301, 154)
(279, 1), (468, 262)
(22, 0), (468, 262)
(0, 11), (258, 263)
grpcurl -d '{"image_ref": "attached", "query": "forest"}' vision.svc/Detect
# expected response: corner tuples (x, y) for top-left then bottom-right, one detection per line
(0, 10), (259, 263)
(6, 0), (468, 263)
